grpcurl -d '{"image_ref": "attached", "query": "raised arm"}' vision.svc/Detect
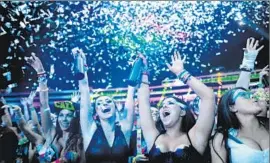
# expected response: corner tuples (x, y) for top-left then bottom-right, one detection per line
(76, 50), (94, 147)
(258, 65), (269, 87)
(119, 86), (136, 144)
(28, 91), (43, 136)
(11, 105), (44, 145)
(236, 38), (264, 89)
(119, 57), (138, 143)
(20, 98), (30, 122)
(138, 55), (159, 150)
(166, 52), (215, 154)
(1, 105), (13, 128)
(25, 54), (54, 136)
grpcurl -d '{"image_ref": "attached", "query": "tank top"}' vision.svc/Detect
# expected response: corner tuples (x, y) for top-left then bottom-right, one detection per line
(85, 123), (129, 163)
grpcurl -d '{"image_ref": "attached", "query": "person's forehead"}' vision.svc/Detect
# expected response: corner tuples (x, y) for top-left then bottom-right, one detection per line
(96, 96), (111, 102)
(163, 98), (176, 103)
(151, 107), (158, 111)
(59, 109), (73, 114)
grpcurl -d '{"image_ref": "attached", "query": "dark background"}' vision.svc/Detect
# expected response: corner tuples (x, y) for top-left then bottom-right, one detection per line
(0, 1), (268, 93)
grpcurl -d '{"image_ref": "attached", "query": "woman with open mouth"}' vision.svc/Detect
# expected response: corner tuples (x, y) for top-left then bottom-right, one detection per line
(138, 52), (215, 163)
(77, 50), (136, 163)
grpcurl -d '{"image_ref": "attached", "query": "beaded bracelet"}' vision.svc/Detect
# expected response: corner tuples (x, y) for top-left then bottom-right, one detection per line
(177, 70), (192, 84)
(38, 75), (48, 84)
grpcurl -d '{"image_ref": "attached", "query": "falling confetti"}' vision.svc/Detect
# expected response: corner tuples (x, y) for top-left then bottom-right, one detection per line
(0, 1), (268, 90)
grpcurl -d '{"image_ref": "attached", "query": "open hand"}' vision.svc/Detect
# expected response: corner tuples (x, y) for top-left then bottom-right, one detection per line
(259, 65), (269, 78)
(71, 91), (80, 103)
(138, 53), (148, 68)
(166, 51), (186, 76)
(244, 37), (264, 55)
(25, 53), (45, 74)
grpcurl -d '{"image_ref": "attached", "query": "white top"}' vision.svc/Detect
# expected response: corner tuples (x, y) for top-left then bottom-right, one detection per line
(228, 128), (269, 163)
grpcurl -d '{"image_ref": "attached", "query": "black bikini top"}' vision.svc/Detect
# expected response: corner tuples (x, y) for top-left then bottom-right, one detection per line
(85, 123), (130, 163)
(148, 133), (206, 163)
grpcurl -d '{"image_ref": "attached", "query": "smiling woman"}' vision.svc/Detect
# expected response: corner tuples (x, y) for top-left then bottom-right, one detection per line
(77, 49), (137, 163)
(25, 55), (84, 163)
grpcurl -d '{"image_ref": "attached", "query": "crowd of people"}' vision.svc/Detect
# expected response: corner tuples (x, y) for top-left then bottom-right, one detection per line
(0, 37), (269, 163)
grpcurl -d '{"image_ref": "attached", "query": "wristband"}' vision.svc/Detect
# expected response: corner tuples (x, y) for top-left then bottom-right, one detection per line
(141, 81), (150, 85)
(240, 66), (252, 72)
(38, 75), (48, 84)
(37, 71), (46, 75)
(177, 70), (192, 84)
(39, 88), (49, 92)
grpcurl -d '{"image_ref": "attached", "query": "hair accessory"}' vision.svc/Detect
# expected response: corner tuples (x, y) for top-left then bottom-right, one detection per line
(54, 101), (75, 111)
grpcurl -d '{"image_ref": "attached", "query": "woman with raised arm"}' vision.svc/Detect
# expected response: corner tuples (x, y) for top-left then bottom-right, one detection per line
(138, 52), (215, 163)
(77, 50), (136, 163)
(211, 38), (269, 163)
(25, 54), (83, 163)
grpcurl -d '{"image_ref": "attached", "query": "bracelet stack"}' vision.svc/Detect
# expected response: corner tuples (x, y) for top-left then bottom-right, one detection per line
(38, 72), (48, 84)
(177, 70), (192, 84)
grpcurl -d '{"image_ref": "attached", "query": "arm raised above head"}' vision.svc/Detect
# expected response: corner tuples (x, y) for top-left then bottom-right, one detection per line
(166, 51), (215, 154)
(236, 38), (264, 89)
(25, 54), (54, 136)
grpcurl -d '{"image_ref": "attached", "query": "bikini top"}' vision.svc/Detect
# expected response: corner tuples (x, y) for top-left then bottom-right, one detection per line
(36, 135), (59, 162)
(227, 128), (269, 163)
(148, 133), (205, 163)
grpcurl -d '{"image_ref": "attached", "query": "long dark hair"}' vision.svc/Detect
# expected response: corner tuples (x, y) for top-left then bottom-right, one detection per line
(55, 102), (79, 141)
(62, 116), (83, 162)
(155, 96), (196, 134)
(212, 87), (246, 163)
(216, 87), (246, 138)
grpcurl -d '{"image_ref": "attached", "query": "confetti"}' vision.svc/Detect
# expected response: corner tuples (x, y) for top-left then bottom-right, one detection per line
(0, 1), (268, 90)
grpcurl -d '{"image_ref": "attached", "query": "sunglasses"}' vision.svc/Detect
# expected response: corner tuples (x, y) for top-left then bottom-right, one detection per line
(231, 91), (253, 104)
